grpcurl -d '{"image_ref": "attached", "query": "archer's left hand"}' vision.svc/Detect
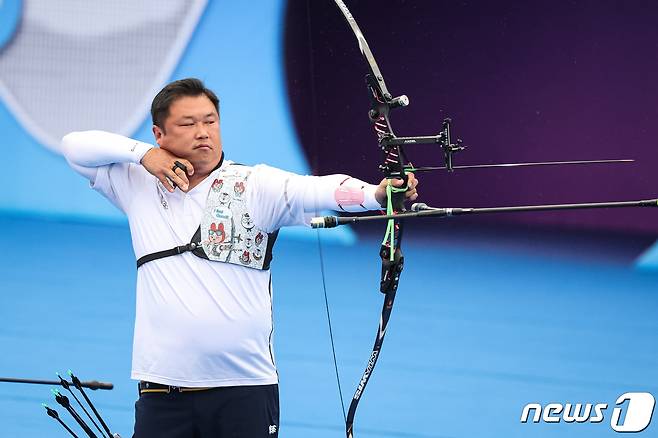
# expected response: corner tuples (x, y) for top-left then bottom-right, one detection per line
(375, 173), (419, 207)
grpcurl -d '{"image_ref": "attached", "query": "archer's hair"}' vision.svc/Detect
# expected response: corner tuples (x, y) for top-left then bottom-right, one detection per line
(151, 78), (220, 130)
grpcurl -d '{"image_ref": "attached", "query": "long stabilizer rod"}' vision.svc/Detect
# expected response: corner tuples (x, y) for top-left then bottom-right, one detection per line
(311, 199), (658, 228)
(0, 376), (113, 390)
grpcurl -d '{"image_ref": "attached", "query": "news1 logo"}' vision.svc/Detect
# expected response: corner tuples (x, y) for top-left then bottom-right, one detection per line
(521, 392), (655, 433)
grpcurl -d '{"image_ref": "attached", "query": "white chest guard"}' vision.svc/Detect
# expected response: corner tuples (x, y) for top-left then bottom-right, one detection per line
(198, 164), (275, 269)
(137, 163), (278, 270)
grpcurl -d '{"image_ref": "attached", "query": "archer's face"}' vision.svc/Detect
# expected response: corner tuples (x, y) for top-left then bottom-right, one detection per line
(153, 94), (222, 171)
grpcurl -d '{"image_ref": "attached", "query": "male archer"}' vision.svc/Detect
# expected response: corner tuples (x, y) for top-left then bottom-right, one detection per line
(61, 78), (418, 437)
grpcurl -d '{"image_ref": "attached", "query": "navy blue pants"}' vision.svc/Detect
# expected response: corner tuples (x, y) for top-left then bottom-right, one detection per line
(133, 384), (279, 438)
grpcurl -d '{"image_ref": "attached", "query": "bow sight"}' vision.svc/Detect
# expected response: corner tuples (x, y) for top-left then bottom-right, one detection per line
(349, 9), (465, 179)
(337, 0), (631, 183)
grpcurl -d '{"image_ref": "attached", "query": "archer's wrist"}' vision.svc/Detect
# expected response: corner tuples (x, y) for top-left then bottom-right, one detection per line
(136, 144), (156, 164)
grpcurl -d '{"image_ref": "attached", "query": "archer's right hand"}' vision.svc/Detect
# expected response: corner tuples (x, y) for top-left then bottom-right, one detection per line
(140, 148), (195, 193)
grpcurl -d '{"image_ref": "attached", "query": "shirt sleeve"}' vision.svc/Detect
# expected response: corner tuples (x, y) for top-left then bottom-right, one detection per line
(246, 164), (382, 232)
(91, 162), (146, 213)
(60, 130), (154, 213)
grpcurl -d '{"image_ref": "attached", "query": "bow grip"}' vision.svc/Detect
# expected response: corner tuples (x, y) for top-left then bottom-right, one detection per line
(389, 174), (408, 212)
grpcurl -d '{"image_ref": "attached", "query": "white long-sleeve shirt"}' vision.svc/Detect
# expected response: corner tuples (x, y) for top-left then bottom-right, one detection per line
(61, 131), (381, 387)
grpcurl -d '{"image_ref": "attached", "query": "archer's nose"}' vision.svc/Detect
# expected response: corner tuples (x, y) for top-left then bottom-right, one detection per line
(195, 123), (209, 139)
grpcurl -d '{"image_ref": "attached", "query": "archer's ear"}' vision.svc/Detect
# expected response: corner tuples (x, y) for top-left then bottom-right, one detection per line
(152, 125), (164, 146)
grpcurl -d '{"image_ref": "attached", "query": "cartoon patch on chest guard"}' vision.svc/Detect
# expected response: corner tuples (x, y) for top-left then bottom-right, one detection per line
(212, 206), (230, 220)
(233, 181), (246, 197)
(239, 250), (251, 265)
(204, 222), (231, 256)
(211, 178), (223, 192)
(218, 192), (231, 204)
(204, 223), (227, 256)
(241, 212), (254, 230)
(253, 248), (263, 261)
(244, 233), (253, 249)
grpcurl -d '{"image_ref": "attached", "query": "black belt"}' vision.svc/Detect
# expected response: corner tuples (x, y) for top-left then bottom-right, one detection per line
(138, 381), (213, 395)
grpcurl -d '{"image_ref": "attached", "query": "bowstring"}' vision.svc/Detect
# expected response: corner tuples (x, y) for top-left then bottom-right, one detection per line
(307, 0), (347, 423)
(315, 231), (347, 422)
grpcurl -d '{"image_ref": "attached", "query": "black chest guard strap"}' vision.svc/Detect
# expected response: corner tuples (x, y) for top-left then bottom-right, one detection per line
(135, 227), (279, 270)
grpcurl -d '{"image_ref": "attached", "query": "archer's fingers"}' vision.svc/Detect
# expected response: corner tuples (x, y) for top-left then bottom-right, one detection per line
(173, 167), (190, 187)
(404, 185), (418, 198)
(178, 159), (194, 176)
(406, 172), (418, 189)
(389, 178), (407, 188)
(166, 169), (189, 191)
(159, 175), (175, 193)
(389, 173), (417, 188)
(405, 190), (419, 201)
